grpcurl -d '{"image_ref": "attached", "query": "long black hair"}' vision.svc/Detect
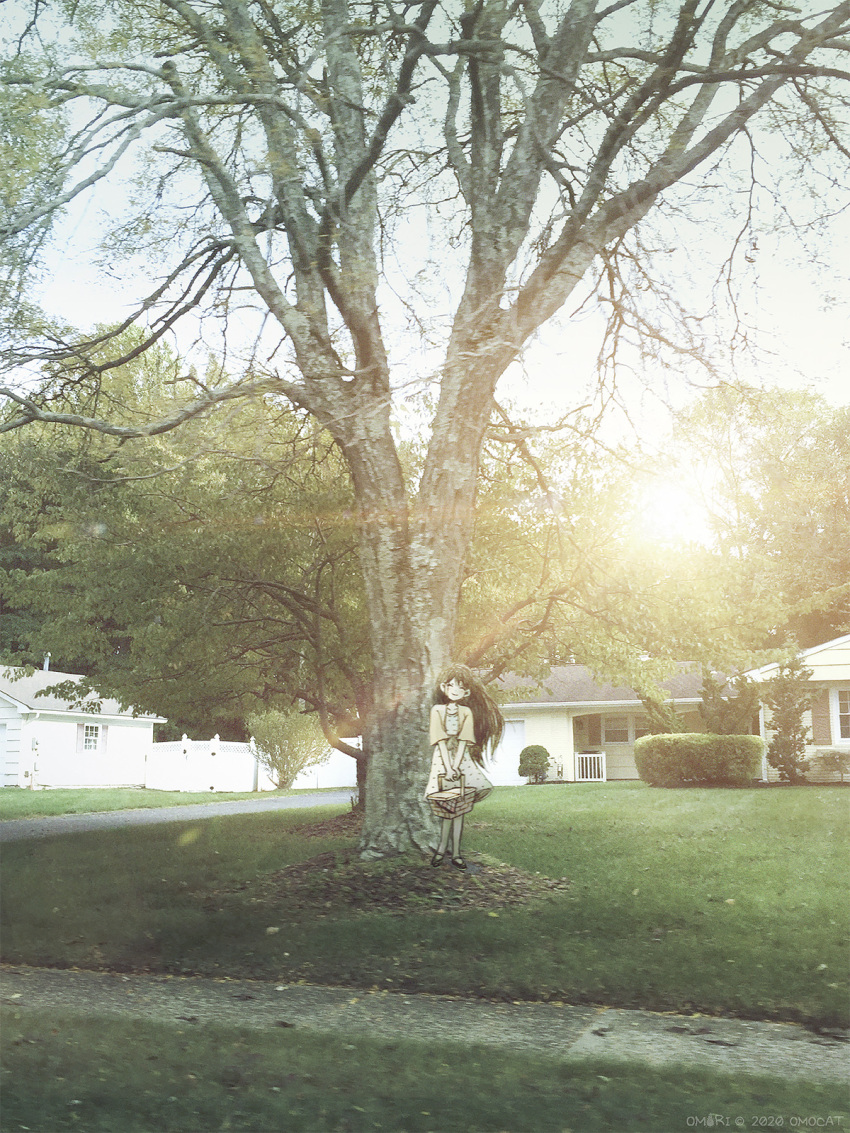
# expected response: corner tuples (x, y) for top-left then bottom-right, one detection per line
(433, 664), (505, 765)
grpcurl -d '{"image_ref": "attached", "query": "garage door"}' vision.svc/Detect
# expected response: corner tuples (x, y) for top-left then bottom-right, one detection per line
(488, 720), (527, 785)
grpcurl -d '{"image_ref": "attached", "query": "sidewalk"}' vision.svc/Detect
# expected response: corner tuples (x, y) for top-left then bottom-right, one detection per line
(0, 790), (356, 842)
(2, 964), (847, 1082)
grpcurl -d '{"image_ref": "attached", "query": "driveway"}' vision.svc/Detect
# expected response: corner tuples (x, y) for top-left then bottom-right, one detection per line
(0, 790), (356, 842)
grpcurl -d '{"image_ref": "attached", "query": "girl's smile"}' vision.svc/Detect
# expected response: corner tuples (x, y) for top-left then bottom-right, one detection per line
(442, 678), (469, 702)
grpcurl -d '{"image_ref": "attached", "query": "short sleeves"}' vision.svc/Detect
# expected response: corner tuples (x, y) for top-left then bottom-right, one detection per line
(429, 704), (448, 745)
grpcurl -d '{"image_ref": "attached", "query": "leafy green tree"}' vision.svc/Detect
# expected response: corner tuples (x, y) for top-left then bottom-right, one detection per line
(2, 340), (770, 755)
(698, 672), (760, 736)
(763, 656), (814, 784)
(0, 526), (50, 665)
(461, 425), (775, 688)
(2, 1), (848, 856)
(669, 388), (850, 649)
(0, 340), (369, 754)
(636, 693), (687, 736)
(247, 708), (331, 789)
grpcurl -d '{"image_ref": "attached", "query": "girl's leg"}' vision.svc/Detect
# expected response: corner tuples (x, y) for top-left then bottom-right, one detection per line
(434, 817), (451, 855)
(450, 814), (465, 865)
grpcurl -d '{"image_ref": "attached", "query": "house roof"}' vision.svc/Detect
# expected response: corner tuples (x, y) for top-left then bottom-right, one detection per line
(495, 663), (704, 708)
(0, 667), (164, 721)
(745, 633), (850, 682)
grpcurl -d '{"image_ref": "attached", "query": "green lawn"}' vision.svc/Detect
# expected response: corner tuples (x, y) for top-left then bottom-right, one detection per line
(2, 785), (848, 1028)
(3, 1009), (846, 1133)
(0, 785), (348, 819)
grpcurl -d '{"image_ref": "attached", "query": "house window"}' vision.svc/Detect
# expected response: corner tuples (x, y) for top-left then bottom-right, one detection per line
(83, 724), (100, 752)
(838, 691), (850, 741)
(634, 717), (651, 739)
(603, 716), (629, 744)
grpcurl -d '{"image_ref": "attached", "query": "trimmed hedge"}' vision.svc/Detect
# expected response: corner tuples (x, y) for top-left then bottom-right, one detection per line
(518, 744), (551, 784)
(634, 733), (763, 788)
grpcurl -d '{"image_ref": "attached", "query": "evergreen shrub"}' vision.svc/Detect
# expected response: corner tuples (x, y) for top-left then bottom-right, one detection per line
(763, 656), (813, 783)
(518, 744), (551, 784)
(634, 733), (763, 787)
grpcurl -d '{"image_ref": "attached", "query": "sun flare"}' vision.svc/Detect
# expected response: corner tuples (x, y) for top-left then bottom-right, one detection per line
(633, 479), (715, 547)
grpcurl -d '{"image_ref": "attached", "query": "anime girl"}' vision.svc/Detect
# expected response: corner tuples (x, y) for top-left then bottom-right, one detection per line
(425, 663), (504, 869)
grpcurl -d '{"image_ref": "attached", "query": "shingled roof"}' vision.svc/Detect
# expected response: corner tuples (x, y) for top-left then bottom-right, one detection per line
(0, 667), (161, 719)
(495, 663), (704, 707)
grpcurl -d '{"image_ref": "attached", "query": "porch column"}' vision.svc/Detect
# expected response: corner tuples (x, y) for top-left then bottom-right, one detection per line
(563, 710), (576, 782)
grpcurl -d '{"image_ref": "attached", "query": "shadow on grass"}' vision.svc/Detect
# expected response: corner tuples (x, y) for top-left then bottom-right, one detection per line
(3, 1009), (847, 1133)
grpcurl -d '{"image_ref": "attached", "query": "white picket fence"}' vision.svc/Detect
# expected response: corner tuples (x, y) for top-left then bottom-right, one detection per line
(146, 734), (277, 793)
(575, 751), (606, 782)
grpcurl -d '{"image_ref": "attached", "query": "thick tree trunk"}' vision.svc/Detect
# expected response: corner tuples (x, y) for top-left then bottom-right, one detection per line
(358, 662), (437, 859)
(353, 411), (488, 856)
(356, 516), (456, 856)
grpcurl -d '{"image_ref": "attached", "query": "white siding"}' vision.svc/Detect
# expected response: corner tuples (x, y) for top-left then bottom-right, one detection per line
(510, 709), (573, 779)
(0, 703), (22, 787)
(806, 641), (850, 683)
(763, 699), (850, 783)
(605, 744), (639, 780)
(31, 717), (151, 788)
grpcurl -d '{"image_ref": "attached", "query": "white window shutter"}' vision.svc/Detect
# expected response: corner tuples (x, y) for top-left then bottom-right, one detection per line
(76, 723), (85, 753)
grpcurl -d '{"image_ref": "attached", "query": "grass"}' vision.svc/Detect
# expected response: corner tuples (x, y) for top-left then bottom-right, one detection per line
(3, 1009), (847, 1133)
(2, 785), (848, 1027)
(0, 785), (347, 819)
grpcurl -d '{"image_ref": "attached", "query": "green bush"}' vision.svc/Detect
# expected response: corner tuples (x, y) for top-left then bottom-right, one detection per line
(634, 733), (763, 788)
(247, 708), (330, 788)
(813, 749), (850, 783)
(518, 744), (550, 784)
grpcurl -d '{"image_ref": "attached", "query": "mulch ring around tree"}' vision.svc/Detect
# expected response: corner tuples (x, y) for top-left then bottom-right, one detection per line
(216, 813), (571, 917)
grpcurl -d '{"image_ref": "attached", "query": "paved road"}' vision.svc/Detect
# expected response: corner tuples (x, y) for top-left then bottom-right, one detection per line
(2, 965), (848, 1083)
(0, 790), (356, 842)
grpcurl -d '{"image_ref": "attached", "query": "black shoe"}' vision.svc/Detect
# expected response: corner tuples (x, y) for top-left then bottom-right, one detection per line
(451, 857), (467, 871)
(431, 852), (445, 867)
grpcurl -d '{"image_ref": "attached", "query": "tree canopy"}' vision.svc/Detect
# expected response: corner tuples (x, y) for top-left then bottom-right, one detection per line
(1, 335), (774, 737)
(0, 337), (369, 746)
(2, 0), (848, 855)
(670, 386), (850, 647)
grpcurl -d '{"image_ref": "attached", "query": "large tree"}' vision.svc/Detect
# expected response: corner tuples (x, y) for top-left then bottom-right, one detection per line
(1, 0), (848, 855)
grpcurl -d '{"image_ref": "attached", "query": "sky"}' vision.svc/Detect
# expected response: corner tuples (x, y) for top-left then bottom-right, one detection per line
(10, 0), (850, 539)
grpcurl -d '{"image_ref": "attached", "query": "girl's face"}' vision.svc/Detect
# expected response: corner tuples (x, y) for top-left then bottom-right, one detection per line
(441, 678), (469, 702)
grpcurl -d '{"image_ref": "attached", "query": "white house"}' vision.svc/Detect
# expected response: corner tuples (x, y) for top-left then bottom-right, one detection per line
(0, 667), (165, 789)
(746, 634), (850, 782)
(491, 664), (707, 782)
(493, 639), (850, 784)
